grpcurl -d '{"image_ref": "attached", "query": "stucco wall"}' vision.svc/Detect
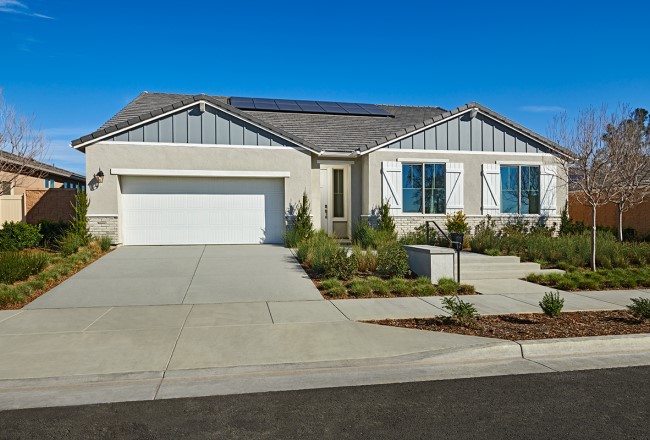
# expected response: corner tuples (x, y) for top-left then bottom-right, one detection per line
(364, 149), (567, 216)
(85, 142), (315, 242)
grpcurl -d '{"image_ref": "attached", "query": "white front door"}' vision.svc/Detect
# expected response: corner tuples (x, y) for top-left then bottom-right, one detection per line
(319, 165), (351, 238)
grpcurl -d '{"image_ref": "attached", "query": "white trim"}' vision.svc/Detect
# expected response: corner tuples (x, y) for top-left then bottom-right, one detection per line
(87, 214), (118, 217)
(379, 149), (555, 157)
(496, 160), (543, 165)
(72, 100), (320, 154)
(100, 141), (297, 151)
(110, 169), (290, 178)
(359, 107), (569, 158)
(397, 157), (449, 163)
(317, 160), (355, 165)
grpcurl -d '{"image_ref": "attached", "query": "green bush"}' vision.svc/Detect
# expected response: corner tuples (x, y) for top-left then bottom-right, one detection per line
(412, 278), (437, 296)
(296, 230), (341, 274)
(284, 191), (313, 247)
(0, 252), (49, 284)
(367, 276), (390, 296)
(388, 277), (412, 295)
(57, 232), (85, 257)
(445, 211), (470, 234)
(38, 221), (71, 249)
(539, 291), (565, 318)
(376, 202), (396, 235)
(441, 296), (479, 326)
(376, 243), (409, 277)
(348, 279), (372, 297)
(70, 191), (90, 245)
(321, 278), (347, 297)
(0, 222), (43, 251)
(352, 245), (378, 273)
(97, 236), (112, 251)
(352, 219), (376, 249)
(627, 297), (650, 321)
(324, 248), (358, 280)
(437, 277), (460, 295)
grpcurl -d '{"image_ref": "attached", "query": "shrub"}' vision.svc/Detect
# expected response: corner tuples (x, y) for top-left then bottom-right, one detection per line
(348, 279), (372, 297)
(58, 232), (85, 257)
(559, 205), (587, 236)
(388, 277), (412, 295)
(458, 283), (476, 294)
(0, 222), (43, 251)
(376, 243), (409, 277)
(627, 297), (650, 321)
(296, 230), (341, 273)
(437, 277), (460, 295)
(468, 215), (499, 254)
(284, 191), (313, 247)
(70, 191), (90, 245)
(0, 252), (49, 284)
(321, 278), (347, 297)
(367, 276), (390, 296)
(324, 248), (358, 280)
(352, 219), (376, 249)
(353, 245), (378, 273)
(412, 278), (437, 296)
(97, 236), (112, 252)
(38, 221), (71, 249)
(441, 296), (479, 326)
(376, 202), (396, 234)
(539, 291), (564, 318)
(445, 211), (470, 234)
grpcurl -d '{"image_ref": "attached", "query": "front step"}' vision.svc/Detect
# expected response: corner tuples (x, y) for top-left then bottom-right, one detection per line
(461, 262), (542, 272)
(459, 253), (521, 264)
(461, 268), (564, 281)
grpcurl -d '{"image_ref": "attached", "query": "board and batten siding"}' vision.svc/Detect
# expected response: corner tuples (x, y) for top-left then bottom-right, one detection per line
(387, 113), (549, 154)
(108, 104), (297, 148)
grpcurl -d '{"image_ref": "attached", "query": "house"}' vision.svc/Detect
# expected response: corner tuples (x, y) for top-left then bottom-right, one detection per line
(0, 152), (86, 224)
(71, 92), (570, 245)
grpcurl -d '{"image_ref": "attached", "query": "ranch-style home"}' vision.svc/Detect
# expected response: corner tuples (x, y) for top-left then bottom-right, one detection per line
(72, 92), (570, 245)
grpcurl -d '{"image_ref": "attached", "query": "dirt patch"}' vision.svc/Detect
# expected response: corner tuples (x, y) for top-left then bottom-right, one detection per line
(368, 310), (650, 340)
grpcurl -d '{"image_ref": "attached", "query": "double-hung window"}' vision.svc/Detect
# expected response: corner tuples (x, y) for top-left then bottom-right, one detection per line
(402, 163), (446, 214)
(500, 165), (540, 214)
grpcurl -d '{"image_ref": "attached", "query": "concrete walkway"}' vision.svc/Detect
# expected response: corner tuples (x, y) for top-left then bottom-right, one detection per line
(26, 245), (322, 309)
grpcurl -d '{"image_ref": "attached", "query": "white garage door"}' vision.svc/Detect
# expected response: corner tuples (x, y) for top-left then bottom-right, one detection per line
(121, 176), (285, 245)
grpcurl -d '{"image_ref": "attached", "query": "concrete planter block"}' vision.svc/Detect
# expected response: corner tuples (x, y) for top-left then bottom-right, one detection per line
(403, 245), (456, 283)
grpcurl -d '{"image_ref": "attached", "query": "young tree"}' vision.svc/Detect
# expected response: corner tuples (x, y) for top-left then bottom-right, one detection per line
(0, 93), (49, 195)
(548, 106), (623, 271)
(605, 108), (650, 241)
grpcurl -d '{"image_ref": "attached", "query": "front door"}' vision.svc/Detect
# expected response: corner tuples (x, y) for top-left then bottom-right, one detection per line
(319, 164), (351, 238)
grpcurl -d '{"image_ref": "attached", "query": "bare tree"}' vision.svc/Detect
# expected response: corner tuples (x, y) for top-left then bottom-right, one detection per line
(548, 106), (623, 271)
(0, 92), (49, 195)
(605, 107), (650, 241)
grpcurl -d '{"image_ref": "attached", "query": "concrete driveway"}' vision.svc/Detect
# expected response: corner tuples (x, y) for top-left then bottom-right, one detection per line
(26, 245), (322, 309)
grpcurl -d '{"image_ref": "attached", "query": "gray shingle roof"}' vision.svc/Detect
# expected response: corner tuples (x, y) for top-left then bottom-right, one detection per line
(74, 92), (568, 157)
(0, 150), (85, 181)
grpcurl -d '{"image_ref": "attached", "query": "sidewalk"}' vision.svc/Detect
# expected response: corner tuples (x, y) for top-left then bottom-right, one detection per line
(1, 288), (649, 410)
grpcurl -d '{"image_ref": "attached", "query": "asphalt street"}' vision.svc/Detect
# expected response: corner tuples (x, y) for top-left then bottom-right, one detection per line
(1, 366), (648, 439)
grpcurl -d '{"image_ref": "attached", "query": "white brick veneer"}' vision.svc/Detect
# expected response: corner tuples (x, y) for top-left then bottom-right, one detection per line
(87, 216), (119, 243)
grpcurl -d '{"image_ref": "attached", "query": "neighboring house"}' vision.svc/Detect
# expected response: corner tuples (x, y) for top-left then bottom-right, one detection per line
(72, 92), (570, 245)
(569, 189), (650, 237)
(0, 152), (86, 223)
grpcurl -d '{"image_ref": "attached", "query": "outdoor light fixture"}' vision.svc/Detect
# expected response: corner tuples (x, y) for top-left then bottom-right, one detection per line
(94, 169), (105, 184)
(469, 108), (478, 119)
(199, 101), (206, 113)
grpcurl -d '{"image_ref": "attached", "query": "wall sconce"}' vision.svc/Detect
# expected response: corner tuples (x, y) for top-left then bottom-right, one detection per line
(94, 169), (105, 184)
(469, 108), (478, 119)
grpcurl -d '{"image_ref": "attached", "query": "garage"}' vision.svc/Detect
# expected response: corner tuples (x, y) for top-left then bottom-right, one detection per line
(120, 175), (285, 245)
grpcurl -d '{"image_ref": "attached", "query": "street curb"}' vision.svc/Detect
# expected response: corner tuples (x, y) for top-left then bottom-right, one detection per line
(518, 334), (650, 358)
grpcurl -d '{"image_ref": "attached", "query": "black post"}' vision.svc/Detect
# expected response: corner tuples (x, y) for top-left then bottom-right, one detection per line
(449, 233), (464, 283)
(426, 221), (430, 244)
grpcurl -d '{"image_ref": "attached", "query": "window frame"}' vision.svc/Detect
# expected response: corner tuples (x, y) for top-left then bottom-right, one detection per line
(500, 165), (541, 215)
(401, 162), (446, 215)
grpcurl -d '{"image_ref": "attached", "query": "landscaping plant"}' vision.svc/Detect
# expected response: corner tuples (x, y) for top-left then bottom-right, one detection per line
(320, 278), (347, 298)
(98, 236), (112, 252)
(445, 211), (470, 235)
(627, 298), (650, 321)
(376, 201), (396, 235)
(38, 220), (71, 249)
(352, 219), (376, 249)
(0, 252), (49, 284)
(323, 248), (358, 280)
(441, 296), (479, 326)
(284, 191), (313, 247)
(0, 222), (43, 251)
(296, 230), (342, 274)
(376, 242), (409, 278)
(70, 190), (91, 246)
(539, 291), (565, 318)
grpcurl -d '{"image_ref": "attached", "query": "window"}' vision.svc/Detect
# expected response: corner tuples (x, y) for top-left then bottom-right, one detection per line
(333, 169), (344, 217)
(44, 179), (55, 189)
(500, 165), (540, 214)
(402, 163), (446, 214)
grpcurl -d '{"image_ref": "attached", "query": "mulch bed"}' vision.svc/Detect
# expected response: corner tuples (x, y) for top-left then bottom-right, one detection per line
(369, 310), (650, 340)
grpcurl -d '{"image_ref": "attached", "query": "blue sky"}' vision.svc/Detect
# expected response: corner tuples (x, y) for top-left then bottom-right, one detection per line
(1, 0), (648, 175)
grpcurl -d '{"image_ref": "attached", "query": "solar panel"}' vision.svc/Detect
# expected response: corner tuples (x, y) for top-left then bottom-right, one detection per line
(229, 97), (392, 117)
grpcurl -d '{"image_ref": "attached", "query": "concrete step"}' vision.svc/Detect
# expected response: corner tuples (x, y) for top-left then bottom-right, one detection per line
(461, 262), (541, 272)
(459, 253), (521, 264)
(461, 268), (564, 281)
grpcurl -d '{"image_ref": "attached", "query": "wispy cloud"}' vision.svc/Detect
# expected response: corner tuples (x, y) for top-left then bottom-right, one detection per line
(0, 0), (53, 19)
(520, 105), (566, 113)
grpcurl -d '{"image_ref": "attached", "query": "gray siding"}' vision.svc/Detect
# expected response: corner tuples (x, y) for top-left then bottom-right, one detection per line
(387, 113), (549, 153)
(108, 104), (296, 148)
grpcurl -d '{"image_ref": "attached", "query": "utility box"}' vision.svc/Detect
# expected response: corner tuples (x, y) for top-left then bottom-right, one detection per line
(403, 245), (456, 283)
